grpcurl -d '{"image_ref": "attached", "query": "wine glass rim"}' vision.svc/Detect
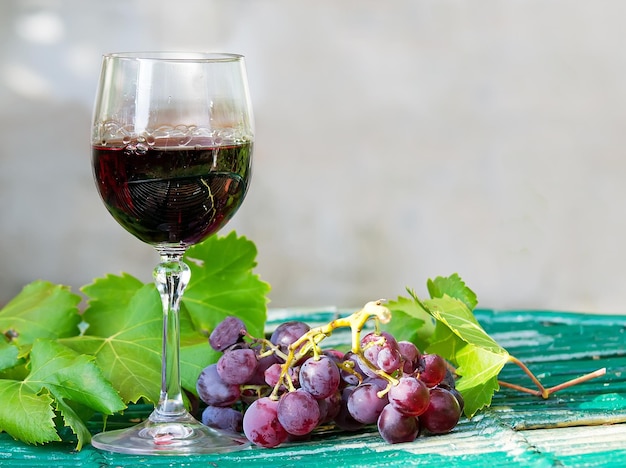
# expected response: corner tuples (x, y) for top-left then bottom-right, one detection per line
(103, 51), (244, 62)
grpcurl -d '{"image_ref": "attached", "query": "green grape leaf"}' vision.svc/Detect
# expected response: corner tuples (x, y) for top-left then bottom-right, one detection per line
(0, 339), (124, 449)
(0, 281), (82, 347)
(427, 273), (478, 311)
(382, 295), (436, 351)
(424, 296), (505, 354)
(0, 379), (57, 445)
(62, 232), (269, 405)
(0, 341), (20, 372)
(54, 398), (91, 450)
(452, 348), (505, 417)
(183, 231), (271, 340)
(62, 277), (168, 404)
(77, 272), (146, 336)
(422, 295), (510, 417)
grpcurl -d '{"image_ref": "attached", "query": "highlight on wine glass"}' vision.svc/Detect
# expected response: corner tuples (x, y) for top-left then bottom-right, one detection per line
(90, 52), (253, 455)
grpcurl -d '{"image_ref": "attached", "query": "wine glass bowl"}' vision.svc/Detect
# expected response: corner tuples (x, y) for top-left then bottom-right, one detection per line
(90, 52), (253, 455)
(92, 52), (253, 251)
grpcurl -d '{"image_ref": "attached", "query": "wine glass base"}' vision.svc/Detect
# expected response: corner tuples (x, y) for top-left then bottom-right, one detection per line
(91, 416), (250, 455)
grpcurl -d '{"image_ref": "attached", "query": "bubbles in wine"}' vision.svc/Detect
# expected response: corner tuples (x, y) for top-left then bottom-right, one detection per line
(93, 120), (251, 149)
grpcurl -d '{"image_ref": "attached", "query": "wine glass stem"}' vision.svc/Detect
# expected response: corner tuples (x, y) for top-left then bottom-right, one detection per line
(153, 252), (191, 418)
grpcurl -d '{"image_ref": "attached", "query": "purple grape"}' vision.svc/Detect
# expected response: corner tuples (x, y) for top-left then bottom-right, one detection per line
(324, 349), (345, 362)
(333, 386), (364, 431)
(347, 383), (388, 424)
(196, 364), (241, 407)
(264, 362), (283, 387)
(201, 405), (243, 433)
(248, 349), (281, 385)
(318, 390), (342, 424)
(299, 356), (341, 399)
(441, 368), (457, 388)
(363, 376), (388, 391)
(361, 332), (402, 374)
(388, 376), (430, 417)
(242, 397), (288, 448)
(341, 352), (366, 385)
(360, 332), (383, 364)
(376, 346), (403, 374)
(377, 404), (420, 444)
(264, 363), (299, 390)
(209, 316), (246, 351)
(270, 321), (310, 352)
(217, 347), (258, 384)
(419, 387), (461, 434)
(277, 390), (321, 436)
(352, 353), (379, 379)
(419, 354), (447, 387)
(448, 387), (465, 413)
(398, 341), (421, 373)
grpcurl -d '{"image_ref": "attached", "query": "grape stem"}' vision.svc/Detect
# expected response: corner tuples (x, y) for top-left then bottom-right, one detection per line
(268, 300), (394, 399)
(498, 356), (607, 399)
(244, 332), (289, 362)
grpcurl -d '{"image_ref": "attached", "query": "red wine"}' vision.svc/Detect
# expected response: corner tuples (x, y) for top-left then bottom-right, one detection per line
(93, 140), (252, 246)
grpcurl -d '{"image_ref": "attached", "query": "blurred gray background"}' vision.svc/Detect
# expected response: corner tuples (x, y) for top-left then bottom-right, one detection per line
(1, 0), (625, 314)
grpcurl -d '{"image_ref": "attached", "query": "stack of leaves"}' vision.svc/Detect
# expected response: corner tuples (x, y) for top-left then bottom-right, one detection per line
(0, 232), (270, 449)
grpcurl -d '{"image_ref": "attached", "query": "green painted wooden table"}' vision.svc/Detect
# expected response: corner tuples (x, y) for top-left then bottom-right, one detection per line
(1, 309), (625, 467)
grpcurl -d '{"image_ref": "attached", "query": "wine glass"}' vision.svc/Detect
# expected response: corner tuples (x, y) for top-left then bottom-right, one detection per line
(90, 52), (253, 454)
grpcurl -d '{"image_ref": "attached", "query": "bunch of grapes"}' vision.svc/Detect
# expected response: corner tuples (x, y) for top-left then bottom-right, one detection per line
(195, 301), (464, 448)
